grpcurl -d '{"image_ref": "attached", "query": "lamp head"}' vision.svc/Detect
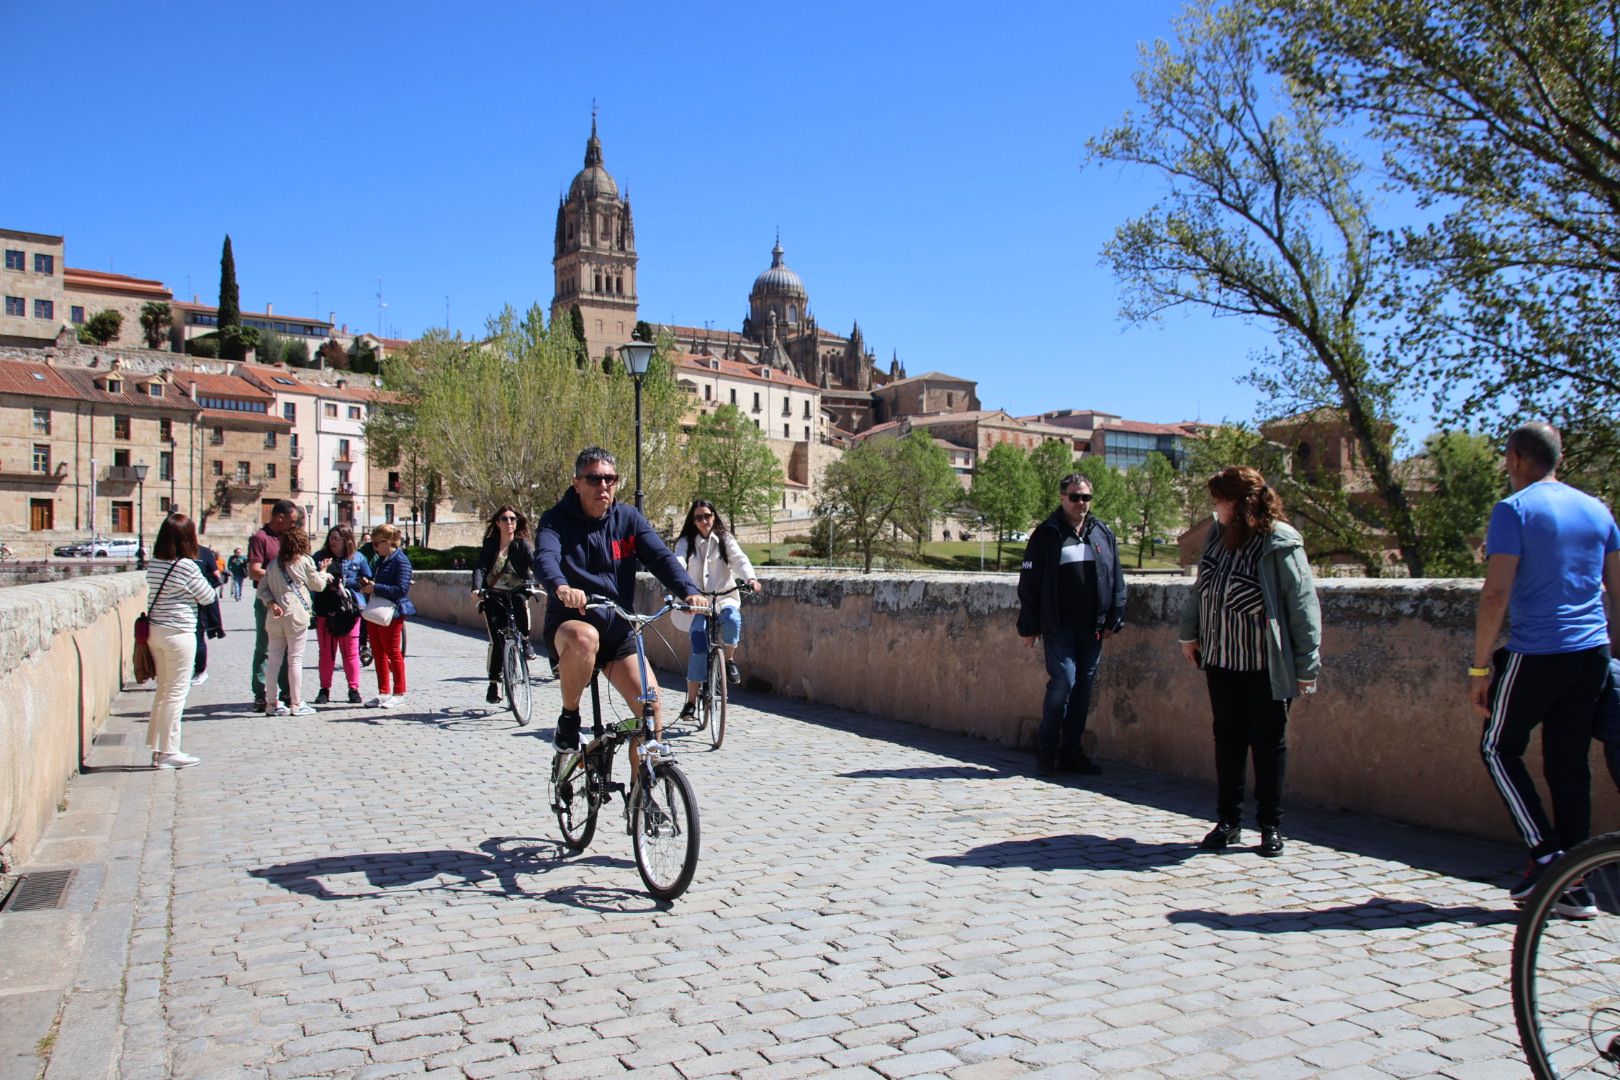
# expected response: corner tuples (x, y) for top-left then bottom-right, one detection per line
(133, 463), (149, 481)
(618, 341), (655, 378)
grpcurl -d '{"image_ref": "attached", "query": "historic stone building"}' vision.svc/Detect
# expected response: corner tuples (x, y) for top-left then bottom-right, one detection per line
(549, 117), (639, 365)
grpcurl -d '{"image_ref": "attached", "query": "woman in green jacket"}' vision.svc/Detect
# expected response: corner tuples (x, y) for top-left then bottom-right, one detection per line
(1178, 466), (1322, 857)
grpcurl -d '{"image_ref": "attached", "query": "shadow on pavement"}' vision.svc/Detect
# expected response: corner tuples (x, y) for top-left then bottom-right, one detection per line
(930, 833), (1198, 873)
(1167, 897), (1515, 932)
(249, 836), (645, 908)
(842, 765), (1005, 781)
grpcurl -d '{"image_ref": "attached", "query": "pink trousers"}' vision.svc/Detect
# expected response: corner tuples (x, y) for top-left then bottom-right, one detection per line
(315, 616), (362, 691)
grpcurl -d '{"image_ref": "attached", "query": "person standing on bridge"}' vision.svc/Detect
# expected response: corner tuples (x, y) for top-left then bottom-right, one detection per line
(144, 513), (221, 769)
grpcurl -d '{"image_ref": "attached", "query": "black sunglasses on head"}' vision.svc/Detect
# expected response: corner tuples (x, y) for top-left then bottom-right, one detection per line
(1065, 492), (1093, 503)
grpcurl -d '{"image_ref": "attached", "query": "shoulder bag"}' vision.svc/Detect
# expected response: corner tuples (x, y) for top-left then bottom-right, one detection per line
(133, 561), (181, 683)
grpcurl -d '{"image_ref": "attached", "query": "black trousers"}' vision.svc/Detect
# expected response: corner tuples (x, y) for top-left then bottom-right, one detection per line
(1481, 645), (1610, 856)
(1206, 666), (1290, 827)
(482, 590), (531, 680)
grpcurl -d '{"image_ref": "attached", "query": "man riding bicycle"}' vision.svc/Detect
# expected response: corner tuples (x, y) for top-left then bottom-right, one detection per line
(536, 447), (704, 753)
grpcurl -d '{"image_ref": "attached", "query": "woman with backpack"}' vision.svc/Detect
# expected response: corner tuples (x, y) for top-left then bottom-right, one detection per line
(258, 527), (332, 717)
(671, 500), (760, 724)
(313, 525), (368, 705)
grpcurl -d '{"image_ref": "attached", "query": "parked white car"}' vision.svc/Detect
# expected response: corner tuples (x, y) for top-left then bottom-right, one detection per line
(54, 536), (140, 558)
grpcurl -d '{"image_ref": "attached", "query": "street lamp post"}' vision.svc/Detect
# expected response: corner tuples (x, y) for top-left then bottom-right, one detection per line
(134, 462), (150, 567)
(618, 341), (656, 513)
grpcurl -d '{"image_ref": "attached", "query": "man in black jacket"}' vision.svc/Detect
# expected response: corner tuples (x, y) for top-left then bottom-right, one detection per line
(536, 447), (702, 752)
(1017, 473), (1126, 776)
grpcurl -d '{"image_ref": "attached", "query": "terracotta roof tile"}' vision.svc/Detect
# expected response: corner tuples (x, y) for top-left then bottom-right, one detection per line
(63, 267), (172, 298)
(0, 359), (81, 400)
(674, 353), (818, 391)
(182, 370), (273, 401)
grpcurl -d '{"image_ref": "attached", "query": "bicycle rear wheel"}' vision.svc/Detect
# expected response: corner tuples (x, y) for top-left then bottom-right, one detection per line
(503, 638), (532, 726)
(705, 647), (727, 751)
(551, 751), (598, 852)
(632, 761), (700, 900)
(1514, 833), (1620, 1079)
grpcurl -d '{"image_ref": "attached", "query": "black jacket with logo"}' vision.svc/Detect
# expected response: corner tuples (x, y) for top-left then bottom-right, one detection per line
(1016, 508), (1126, 637)
(535, 488), (696, 625)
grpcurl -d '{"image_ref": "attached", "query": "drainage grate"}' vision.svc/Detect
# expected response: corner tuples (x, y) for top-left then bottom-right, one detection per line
(0, 870), (75, 912)
(92, 732), (126, 746)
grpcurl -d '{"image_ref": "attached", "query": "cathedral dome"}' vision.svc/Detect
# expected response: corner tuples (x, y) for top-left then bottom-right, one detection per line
(568, 120), (620, 202)
(751, 240), (807, 300)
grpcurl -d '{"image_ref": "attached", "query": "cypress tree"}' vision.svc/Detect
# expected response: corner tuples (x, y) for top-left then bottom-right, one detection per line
(218, 235), (243, 360)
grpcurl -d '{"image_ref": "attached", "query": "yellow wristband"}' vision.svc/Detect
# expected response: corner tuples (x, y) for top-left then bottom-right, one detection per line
(1468, 666), (1491, 678)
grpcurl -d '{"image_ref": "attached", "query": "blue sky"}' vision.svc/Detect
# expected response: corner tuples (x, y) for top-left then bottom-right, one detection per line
(12, 1), (1314, 426)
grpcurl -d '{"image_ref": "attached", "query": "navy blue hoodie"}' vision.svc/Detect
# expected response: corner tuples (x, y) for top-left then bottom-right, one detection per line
(536, 487), (697, 625)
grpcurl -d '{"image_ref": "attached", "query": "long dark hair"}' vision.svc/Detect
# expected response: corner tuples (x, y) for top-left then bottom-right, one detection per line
(677, 500), (730, 547)
(483, 505), (530, 541)
(153, 513), (198, 560)
(323, 524), (356, 560)
(1208, 466), (1286, 550)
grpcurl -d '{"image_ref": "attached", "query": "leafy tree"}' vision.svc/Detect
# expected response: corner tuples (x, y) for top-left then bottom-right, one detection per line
(184, 334), (219, 359)
(218, 235), (243, 360)
(970, 443), (1040, 566)
(892, 430), (962, 554)
(1087, 0), (1426, 573)
(1118, 452), (1182, 566)
(348, 337), (379, 374)
(77, 309), (122, 345)
(257, 328), (288, 365)
(1275, 0), (1620, 489)
(568, 304), (588, 368)
(632, 320), (654, 343)
(139, 301), (172, 350)
(283, 339), (311, 367)
(218, 324), (259, 362)
(820, 439), (904, 572)
(316, 338), (348, 369)
(1412, 431), (1503, 577)
(1028, 439), (1077, 508)
(690, 403), (784, 531)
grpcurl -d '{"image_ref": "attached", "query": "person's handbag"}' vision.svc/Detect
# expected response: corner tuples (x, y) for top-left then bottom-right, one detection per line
(361, 594), (397, 626)
(324, 579), (363, 637)
(132, 562), (180, 683)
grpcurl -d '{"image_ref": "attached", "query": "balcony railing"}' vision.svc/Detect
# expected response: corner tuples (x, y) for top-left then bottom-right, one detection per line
(102, 465), (146, 483)
(290, 476), (302, 493)
(209, 433), (224, 446)
(289, 447), (303, 460)
(226, 473), (266, 492)
(338, 482), (355, 494)
(333, 455), (353, 469)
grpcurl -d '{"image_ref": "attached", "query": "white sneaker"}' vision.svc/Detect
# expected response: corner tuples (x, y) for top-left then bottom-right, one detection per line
(387, 694), (405, 708)
(368, 696), (397, 709)
(191, 671), (209, 686)
(153, 751), (200, 769)
(272, 702), (290, 716)
(289, 704), (317, 716)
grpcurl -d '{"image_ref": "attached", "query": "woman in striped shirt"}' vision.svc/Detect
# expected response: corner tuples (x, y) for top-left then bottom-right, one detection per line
(144, 513), (220, 769)
(1177, 467), (1322, 857)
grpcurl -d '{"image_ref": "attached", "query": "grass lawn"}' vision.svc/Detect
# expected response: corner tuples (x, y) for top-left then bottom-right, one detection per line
(741, 539), (1182, 573)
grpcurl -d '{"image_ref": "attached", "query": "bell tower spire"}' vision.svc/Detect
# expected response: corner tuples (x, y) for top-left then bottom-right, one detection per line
(550, 110), (639, 363)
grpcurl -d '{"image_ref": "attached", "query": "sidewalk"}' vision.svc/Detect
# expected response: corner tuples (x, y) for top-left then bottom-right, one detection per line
(1, 596), (1531, 1079)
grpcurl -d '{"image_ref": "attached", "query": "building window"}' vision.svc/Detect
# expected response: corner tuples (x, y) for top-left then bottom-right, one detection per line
(3, 250), (22, 271)
(29, 499), (53, 531)
(210, 427), (223, 445)
(729, 389), (737, 405)
(114, 414), (131, 440)
(783, 424), (790, 439)
(337, 438), (351, 461)
(384, 504), (395, 523)
(105, 378), (121, 393)
(804, 426), (810, 441)
(264, 432), (277, 449)
(33, 253), (53, 275)
(324, 402), (337, 417)
(113, 448), (130, 468)
(211, 460), (223, 476)
(4, 296), (23, 317)
(348, 405), (361, 420)
(752, 392), (761, 413)
(387, 471), (400, 493)
(159, 451), (173, 481)
(803, 401), (811, 419)
(33, 299), (52, 320)
(70, 306), (85, 324)
(283, 402), (296, 421)
(32, 407), (49, 434)
(158, 496), (171, 513)
(31, 444), (50, 473)
(111, 501), (133, 533)
(236, 461), (250, 483)
(265, 463), (276, 480)
(159, 418), (172, 441)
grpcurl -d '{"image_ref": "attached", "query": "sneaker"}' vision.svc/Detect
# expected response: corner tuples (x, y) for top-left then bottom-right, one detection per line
(347, 688), (363, 705)
(367, 695), (396, 709)
(726, 660), (742, 686)
(252, 697), (266, 713)
(314, 688), (330, 705)
(1512, 855), (1564, 903)
(677, 702), (697, 722)
(1060, 753), (1103, 776)
(386, 694), (405, 709)
(1555, 885), (1600, 920)
(272, 702), (290, 716)
(554, 710), (582, 752)
(290, 704), (317, 716)
(153, 751), (200, 770)
(486, 682), (501, 704)
(191, 671), (209, 686)
(1200, 822), (1242, 851)
(1257, 826), (1285, 857)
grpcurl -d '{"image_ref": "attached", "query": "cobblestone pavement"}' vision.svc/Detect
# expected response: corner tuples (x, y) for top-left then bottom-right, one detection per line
(6, 597), (1536, 1079)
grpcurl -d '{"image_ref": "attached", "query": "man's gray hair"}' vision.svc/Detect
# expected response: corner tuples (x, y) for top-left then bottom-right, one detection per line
(1058, 473), (1092, 492)
(574, 446), (618, 475)
(1507, 423), (1562, 474)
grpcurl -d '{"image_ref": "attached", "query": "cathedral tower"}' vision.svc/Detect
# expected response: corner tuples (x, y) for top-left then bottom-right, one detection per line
(746, 237), (809, 346)
(551, 115), (639, 363)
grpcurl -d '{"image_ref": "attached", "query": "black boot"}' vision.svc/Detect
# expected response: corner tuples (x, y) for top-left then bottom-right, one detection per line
(1199, 821), (1242, 851)
(1257, 826), (1284, 857)
(486, 681), (501, 704)
(314, 688), (330, 705)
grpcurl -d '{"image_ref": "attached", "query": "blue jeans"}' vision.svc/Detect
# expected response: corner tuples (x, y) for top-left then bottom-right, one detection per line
(1039, 628), (1104, 758)
(687, 607), (743, 683)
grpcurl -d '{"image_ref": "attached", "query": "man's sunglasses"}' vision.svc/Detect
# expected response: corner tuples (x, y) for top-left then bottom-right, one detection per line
(1065, 492), (1093, 503)
(578, 474), (619, 487)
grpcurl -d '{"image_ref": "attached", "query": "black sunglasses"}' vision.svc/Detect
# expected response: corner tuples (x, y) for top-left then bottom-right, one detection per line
(497, 515), (518, 522)
(1065, 492), (1093, 503)
(578, 474), (619, 487)
(693, 513), (715, 521)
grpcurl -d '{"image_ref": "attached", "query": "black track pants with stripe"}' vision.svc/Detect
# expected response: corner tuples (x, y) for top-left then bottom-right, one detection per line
(1480, 645), (1611, 856)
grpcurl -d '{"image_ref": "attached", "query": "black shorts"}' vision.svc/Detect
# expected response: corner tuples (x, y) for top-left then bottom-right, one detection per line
(544, 609), (637, 668)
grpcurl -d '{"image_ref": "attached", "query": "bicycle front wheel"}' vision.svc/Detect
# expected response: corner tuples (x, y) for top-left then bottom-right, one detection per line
(705, 648), (727, 750)
(632, 761), (700, 900)
(1514, 833), (1620, 1079)
(503, 639), (532, 726)
(551, 752), (598, 852)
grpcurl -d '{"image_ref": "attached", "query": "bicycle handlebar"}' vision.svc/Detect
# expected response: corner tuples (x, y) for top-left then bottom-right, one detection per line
(584, 593), (689, 624)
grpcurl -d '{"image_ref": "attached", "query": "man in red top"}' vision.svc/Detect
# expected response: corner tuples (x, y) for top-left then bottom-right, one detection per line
(248, 500), (299, 711)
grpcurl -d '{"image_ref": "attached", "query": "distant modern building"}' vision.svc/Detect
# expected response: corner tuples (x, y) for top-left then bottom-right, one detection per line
(170, 300), (334, 352)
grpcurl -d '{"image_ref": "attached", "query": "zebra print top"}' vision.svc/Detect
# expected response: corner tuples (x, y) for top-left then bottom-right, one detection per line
(1197, 531), (1267, 672)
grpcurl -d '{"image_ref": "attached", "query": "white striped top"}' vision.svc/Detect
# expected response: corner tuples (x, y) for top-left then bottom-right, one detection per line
(145, 558), (218, 631)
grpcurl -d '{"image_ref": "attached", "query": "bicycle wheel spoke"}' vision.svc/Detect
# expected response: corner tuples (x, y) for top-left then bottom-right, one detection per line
(632, 764), (699, 899)
(1519, 840), (1620, 1078)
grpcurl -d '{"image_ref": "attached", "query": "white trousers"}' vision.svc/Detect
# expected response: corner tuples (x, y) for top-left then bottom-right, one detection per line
(264, 617), (310, 709)
(148, 624), (197, 754)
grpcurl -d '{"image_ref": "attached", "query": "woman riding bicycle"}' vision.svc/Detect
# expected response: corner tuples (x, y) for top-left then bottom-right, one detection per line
(671, 500), (759, 723)
(471, 505), (537, 705)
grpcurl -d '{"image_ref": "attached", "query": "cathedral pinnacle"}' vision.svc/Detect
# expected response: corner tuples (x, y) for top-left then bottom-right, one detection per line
(584, 107), (604, 169)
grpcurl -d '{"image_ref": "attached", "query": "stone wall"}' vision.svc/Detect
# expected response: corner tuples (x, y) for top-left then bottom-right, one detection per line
(0, 572), (145, 872)
(412, 569), (1613, 846)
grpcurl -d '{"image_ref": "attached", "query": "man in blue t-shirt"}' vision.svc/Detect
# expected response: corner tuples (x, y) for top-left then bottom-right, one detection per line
(1473, 422), (1620, 913)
